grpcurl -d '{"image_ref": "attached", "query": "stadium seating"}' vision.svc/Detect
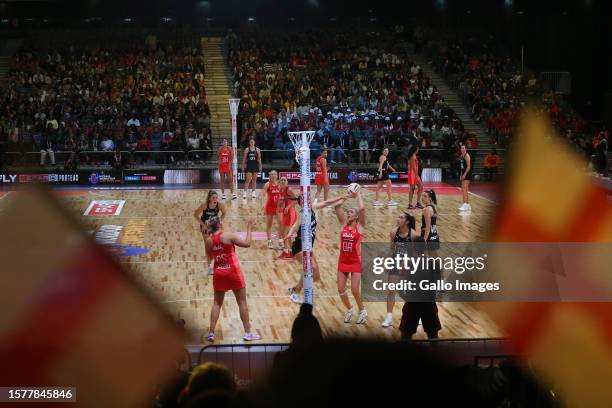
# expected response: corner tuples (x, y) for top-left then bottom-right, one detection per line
(228, 29), (471, 166)
(0, 30), (213, 167)
(425, 34), (596, 158)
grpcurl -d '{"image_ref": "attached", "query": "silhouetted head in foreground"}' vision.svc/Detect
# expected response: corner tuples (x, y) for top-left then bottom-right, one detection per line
(290, 303), (323, 349)
(188, 362), (236, 400)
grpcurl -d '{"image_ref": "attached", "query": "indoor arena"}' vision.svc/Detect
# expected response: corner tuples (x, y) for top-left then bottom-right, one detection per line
(1, 1), (611, 407)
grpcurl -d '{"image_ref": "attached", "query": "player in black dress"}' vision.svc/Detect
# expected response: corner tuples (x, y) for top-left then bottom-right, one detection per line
(398, 188), (442, 339)
(242, 138), (262, 199)
(375, 147), (397, 207)
(194, 190), (227, 274)
(420, 189), (440, 244)
(458, 144), (472, 212)
(382, 212), (420, 328)
(285, 193), (351, 304)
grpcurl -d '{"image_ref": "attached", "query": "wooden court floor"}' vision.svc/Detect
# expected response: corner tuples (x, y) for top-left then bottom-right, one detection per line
(33, 184), (505, 344)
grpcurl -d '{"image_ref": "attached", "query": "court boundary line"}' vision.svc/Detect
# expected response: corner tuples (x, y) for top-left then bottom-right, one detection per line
(121, 259), (306, 264)
(160, 294), (354, 303)
(469, 191), (499, 205)
(159, 293), (505, 304)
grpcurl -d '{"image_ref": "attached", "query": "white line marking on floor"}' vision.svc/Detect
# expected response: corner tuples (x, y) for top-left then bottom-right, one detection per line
(469, 191), (498, 205)
(160, 294), (339, 304)
(121, 259), (285, 264)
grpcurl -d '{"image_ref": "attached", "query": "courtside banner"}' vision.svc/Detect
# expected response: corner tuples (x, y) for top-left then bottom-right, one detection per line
(84, 170), (122, 185)
(163, 169), (200, 184)
(1, 170), (150, 185)
(2, 169), (399, 186)
(0, 174), (19, 184)
(345, 170), (408, 183)
(123, 170), (164, 184)
(84, 200), (126, 216)
(360, 242), (612, 302)
(0, 172), (81, 184)
(205, 169), (343, 184)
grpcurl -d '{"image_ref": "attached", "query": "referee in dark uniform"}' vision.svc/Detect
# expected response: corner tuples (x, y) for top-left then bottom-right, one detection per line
(398, 240), (442, 340)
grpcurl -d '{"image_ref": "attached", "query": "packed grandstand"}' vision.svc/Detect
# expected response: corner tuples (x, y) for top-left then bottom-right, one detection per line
(1, 25), (608, 176)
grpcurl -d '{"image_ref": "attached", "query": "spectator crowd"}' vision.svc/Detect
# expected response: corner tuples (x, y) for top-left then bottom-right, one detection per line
(0, 33), (213, 168)
(425, 33), (609, 172)
(228, 29), (472, 165)
(1, 27), (607, 174)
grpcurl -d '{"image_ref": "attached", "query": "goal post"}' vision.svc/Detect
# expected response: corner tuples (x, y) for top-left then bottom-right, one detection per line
(288, 131), (316, 306)
(229, 98), (241, 194)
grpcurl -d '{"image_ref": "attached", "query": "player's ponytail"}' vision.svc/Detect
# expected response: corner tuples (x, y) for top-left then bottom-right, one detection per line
(407, 213), (416, 231)
(426, 189), (437, 205)
(206, 216), (222, 233)
(402, 212), (416, 231)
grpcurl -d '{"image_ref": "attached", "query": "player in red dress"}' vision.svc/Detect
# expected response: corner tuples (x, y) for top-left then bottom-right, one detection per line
(194, 190), (227, 275)
(204, 217), (261, 342)
(407, 145), (423, 209)
(263, 170), (283, 249)
(333, 189), (367, 324)
(314, 149), (330, 201)
(278, 176), (297, 256)
(218, 139), (236, 200)
(284, 193), (351, 304)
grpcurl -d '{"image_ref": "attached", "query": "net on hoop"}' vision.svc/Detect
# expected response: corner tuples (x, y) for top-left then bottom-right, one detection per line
(287, 131), (316, 306)
(288, 131), (315, 163)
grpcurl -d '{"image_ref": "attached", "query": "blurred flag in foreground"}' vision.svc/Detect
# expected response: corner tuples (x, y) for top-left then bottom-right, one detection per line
(485, 111), (612, 407)
(0, 188), (185, 407)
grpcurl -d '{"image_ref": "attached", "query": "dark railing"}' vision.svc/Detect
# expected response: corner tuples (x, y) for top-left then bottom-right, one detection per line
(4, 147), (503, 165)
(3, 149), (191, 167)
(410, 336), (511, 345)
(197, 338), (512, 367)
(473, 354), (518, 369)
(191, 338), (514, 386)
(197, 343), (289, 387)
(198, 343), (289, 366)
(191, 340), (543, 401)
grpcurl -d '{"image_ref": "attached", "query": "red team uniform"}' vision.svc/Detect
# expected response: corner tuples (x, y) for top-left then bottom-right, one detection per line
(280, 188), (297, 226)
(265, 183), (281, 216)
(338, 223), (363, 273)
(211, 232), (246, 292)
(407, 156), (419, 185)
(218, 147), (231, 174)
(315, 155), (328, 186)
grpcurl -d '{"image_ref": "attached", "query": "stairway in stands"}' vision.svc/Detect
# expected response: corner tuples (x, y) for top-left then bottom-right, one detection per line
(0, 58), (9, 89)
(201, 37), (233, 148)
(412, 54), (502, 176)
(0, 39), (22, 89)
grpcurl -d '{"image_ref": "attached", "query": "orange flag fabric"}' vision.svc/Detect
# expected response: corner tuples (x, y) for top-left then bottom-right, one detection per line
(0, 188), (186, 407)
(487, 111), (612, 407)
